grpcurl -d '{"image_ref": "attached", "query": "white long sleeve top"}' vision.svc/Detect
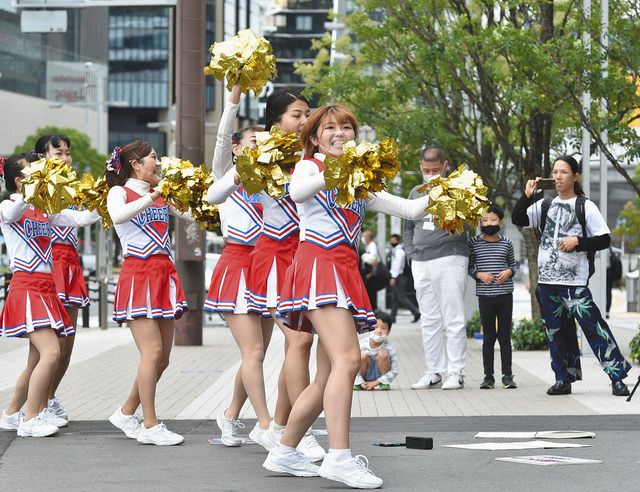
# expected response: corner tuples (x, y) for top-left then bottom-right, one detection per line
(107, 178), (186, 259)
(51, 206), (101, 250)
(207, 101), (263, 245)
(0, 194), (98, 273)
(290, 154), (429, 249)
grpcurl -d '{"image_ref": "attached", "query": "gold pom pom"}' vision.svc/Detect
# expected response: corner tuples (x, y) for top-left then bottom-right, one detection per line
(323, 138), (400, 207)
(203, 29), (277, 95)
(235, 127), (302, 199)
(74, 173), (112, 229)
(22, 158), (77, 215)
(418, 164), (489, 234)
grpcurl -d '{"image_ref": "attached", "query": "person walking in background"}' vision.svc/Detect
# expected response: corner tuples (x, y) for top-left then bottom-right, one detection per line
(405, 146), (470, 391)
(387, 234), (420, 323)
(512, 155), (631, 397)
(360, 230), (382, 309)
(468, 204), (518, 390)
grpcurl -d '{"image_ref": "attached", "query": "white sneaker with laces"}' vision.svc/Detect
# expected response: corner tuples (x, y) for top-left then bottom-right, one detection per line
(17, 415), (59, 437)
(263, 445), (320, 477)
(318, 454), (383, 489)
(42, 407), (68, 428)
(215, 412), (243, 446)
(137, 422), (184, 446)
(249, 422), (274, 451)
(48, 397), (68, 420)
(0, 410), (24, 431)
(411, 374), (442, 390)
(442, 374), (464, 390)
(109, 407), (143, 439)
(261, 421), (284, 450)
(296, 428), (326, 462)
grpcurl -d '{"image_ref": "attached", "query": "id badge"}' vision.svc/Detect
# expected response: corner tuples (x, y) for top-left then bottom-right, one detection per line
(422, 216), (435, 230)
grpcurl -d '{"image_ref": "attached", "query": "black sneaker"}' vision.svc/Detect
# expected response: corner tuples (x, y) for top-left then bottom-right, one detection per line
(502, 375), (517, 389)
(547, 381), (571, 395)
(480, 376), (495, 389)
(611, 380), (630, 397)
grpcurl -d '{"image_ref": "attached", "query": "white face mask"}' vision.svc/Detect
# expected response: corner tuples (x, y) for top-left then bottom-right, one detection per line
(370, 333), (387, 343)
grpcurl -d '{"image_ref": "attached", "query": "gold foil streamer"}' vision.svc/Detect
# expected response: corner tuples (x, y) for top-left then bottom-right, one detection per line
(22, 158), (77, 215)
(323, 138), (400, 207)
(417, 164), (489, 234)
(189, 165), (220, 231)
(203, 29), (277, 94)
(74, 173), (112, 229)
(235, 127), (302, 199)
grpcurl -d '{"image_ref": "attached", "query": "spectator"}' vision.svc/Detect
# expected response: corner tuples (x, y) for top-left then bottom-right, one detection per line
(360, 230), (382, 309)
(353, 311), (399, 391)
(468, 204), (518, 390)
(388, 234), (420, 323)
(605, 247), (622, 319)
(405, 146), (470, 391)
(512, 155), (631, 397)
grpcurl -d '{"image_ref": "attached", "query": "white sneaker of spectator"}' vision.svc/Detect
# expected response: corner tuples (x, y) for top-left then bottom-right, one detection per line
(410, 374), (442, 390)
(216, 412), (243, 446)
(442, 374), (464, 390)
(137, 422), (184, 446)
(318, 453), (383, 489)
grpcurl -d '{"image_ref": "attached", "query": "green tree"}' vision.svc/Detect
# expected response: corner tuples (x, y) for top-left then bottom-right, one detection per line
(13, 126), (107, 177)
(297, 0), (640, 318)
(614, 166), (640, 250)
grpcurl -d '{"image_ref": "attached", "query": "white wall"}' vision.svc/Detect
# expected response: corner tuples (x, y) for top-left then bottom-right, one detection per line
(0, 89), (105, 154)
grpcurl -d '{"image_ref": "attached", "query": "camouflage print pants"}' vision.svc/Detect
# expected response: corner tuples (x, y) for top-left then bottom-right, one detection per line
(536, 284), (631, 383)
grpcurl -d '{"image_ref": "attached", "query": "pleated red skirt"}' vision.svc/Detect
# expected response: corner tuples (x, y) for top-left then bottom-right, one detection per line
(204, 243), (253, 315)
(52, 243), (90, 307)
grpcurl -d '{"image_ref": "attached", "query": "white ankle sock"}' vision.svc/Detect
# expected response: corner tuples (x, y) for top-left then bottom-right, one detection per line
(272, 421), (286, 431)
(328, 448), (352, 463)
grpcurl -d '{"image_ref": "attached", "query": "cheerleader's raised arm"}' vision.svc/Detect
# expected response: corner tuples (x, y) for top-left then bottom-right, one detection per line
(212, 85), (241, 180)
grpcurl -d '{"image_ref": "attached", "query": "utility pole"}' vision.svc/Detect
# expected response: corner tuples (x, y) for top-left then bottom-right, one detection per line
(174, 0), (206, 345)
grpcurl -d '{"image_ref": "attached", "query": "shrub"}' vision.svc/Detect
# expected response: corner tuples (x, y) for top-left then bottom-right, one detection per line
(512, 317), (548, 351)
(466, 311), (482, 338)
(630, 325), (640, 364)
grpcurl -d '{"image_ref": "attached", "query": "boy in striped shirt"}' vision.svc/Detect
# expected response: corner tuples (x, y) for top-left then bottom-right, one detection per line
(468, 205), (518, 390)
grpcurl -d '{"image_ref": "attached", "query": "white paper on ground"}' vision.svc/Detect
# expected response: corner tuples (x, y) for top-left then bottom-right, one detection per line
(207, 438), (256, 445)
(443, 440), (593, 451)
(475, 431), (596, 439)
(496, 455), (603, 466)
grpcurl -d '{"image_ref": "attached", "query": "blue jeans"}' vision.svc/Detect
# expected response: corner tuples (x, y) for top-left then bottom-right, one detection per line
(537, 284), (631, 383)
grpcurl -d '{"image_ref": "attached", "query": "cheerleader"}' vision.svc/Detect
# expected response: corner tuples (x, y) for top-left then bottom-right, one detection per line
(209, 88), (324, 461)
(204, 84), (273, 449)
(263, 105), (429, 489)
(33, 134), (100, 422)
(105, 141), (188, 446)
(0, 153), (97, 437)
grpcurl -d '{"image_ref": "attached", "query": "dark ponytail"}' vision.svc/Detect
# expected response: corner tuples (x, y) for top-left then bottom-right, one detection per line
(2, 152), (40, 193)
(264, 88), (309, 130)
(104, 140), (153, 188)
(555, 154), (584, 196)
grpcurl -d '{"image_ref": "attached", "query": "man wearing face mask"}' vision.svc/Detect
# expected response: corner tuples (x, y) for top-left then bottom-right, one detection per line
(404, 146), (471, 390)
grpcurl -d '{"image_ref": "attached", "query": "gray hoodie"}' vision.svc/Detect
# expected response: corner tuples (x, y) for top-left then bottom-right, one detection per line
(403, 184), (470, 262)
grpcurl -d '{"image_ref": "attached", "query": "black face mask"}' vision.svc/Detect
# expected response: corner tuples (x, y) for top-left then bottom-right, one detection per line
(480, 225), (500, 236)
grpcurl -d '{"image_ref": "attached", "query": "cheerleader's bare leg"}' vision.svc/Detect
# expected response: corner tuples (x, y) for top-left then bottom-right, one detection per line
(5, 340), (40, 415)
(24, 329), (61, 420)
(48, 306), (78, 400)
(223, 313), (272, 428)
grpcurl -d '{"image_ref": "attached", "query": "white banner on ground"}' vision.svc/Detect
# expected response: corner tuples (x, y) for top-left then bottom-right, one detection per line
(474, 431), (596, 439)
(443, 440), (593, 451)
(495, 455), (603, 466)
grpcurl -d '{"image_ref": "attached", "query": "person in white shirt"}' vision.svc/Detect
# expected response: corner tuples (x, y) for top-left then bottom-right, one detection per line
(353, 311), (399, 390)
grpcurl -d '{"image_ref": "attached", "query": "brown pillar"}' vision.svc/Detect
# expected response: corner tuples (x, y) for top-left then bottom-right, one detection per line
(174, 0), (206, 346)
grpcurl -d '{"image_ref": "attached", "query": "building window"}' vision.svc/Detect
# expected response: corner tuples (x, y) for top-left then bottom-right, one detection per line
(295, 15), (313, 32)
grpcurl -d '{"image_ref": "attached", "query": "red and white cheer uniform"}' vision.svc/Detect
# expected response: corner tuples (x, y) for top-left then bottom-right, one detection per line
(0, 195), (95, 337)
(278, 154), (429, 333)
(51, 207), (100, 307)
(203, 101), (263, 315)
(107, 178), (189, 324)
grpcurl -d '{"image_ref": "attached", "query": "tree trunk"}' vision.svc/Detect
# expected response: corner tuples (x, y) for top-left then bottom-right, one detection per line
(521, 228), (541, 320)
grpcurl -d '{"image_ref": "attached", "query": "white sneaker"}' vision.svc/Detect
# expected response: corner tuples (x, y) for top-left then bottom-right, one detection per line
(42, 407), (68, 428)
(354, 374), (365, 386)
(17, 415), (58, 437)
(249, 421), (274, 451)
(263, 445), (320, 477)
(318, 454), (383, 489)
(442, 374), (464, 390)
(48, 397), (68, 420)
(215, 412), (244, 446)
(137, 422), (184, 446)
(109, 407), (143, 439)
(411, 374), (442, 390)
(0, 410), (24, 431)
(297, 428), (326, 462)
(261, 421), (284, 450)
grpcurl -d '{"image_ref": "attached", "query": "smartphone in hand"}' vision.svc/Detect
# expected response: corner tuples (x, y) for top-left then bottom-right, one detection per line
(536, 178), (556, 190)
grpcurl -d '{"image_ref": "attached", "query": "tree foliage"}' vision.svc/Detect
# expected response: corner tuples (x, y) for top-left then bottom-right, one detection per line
(614, 165), (640, 250)
(13, 126), (107, 177)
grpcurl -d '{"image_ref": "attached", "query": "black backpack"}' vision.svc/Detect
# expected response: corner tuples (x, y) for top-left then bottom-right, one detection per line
(539, 195), (595, 279)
